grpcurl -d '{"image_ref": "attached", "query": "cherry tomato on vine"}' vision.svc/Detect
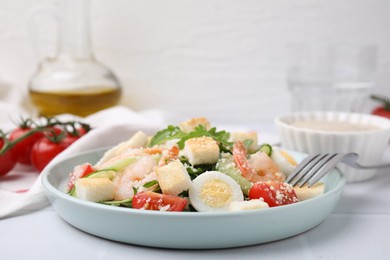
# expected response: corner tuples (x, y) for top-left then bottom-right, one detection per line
(45, 126), (63, 137)
(65, 127), (90, 143)
(372, 107), (390, 119)
(0, 138), (17, 176)
(371, 95), (390, 119)
(9, 127), (44, 165)
(30, 134), (77, 172)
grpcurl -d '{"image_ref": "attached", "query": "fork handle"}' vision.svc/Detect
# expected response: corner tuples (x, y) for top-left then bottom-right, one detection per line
(342, 153), (390, 169)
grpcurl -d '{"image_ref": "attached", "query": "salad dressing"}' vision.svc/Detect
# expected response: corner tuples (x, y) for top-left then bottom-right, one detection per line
(290, 120), (379, 132)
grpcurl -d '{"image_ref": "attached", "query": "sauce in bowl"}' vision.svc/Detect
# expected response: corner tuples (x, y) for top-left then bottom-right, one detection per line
(290, 120), (379, 132)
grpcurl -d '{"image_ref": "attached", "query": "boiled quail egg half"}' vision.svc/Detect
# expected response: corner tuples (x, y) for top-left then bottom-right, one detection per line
(270, 146), (298, 176)
(189, 171), (244, 212)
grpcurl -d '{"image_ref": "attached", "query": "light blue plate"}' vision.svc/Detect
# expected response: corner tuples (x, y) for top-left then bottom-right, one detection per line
(41, 148), (345, 249)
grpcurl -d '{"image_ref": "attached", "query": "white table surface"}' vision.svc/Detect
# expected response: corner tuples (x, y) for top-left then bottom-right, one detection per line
(1, 121), (390, 260)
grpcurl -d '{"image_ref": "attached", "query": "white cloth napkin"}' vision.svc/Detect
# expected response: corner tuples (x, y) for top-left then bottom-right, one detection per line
(0, 106), (166, 219)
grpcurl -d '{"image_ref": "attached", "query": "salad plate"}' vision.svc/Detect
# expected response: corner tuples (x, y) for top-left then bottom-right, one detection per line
(42, 147), (345, 249)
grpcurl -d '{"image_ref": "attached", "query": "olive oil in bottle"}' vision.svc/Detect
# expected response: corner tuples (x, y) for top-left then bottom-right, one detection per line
(28, 0), (122, 117)
(29, 87), (121, 117)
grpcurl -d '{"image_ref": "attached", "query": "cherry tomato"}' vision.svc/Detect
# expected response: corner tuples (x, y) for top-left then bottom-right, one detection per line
(0, 138), (17, 176)
(132, 191), (187, 211)
(30, 135), (76, 172)
(371, 95), (390, 119)
(65, 127), (89, 143)
(45, 126), (64, 137)
(248, 182), (298, 207)
(372, 107), (390, 119)
(9, 127), (44, 165)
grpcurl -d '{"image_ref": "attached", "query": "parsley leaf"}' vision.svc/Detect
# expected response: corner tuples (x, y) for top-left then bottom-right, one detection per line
(148, 124), (233, 152)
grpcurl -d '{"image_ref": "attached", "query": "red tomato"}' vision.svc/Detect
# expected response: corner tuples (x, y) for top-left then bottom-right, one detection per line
(132, 191), (187, 211)
(30, 135), (76, 172)
(248, 182), (299, 207)
(9, 127), (44, 165)
(0, 138), (17, 176)
(45, 126), (64, 137)
(371, 95), (390, 119)
(65, 127), (89, 143)
(372, 107), (390, 119)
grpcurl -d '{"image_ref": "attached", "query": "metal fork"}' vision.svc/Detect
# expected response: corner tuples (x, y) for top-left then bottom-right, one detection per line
(286, 153), (390, 187)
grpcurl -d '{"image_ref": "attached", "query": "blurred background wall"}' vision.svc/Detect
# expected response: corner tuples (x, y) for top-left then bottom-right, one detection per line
(0, 0), (389, 124)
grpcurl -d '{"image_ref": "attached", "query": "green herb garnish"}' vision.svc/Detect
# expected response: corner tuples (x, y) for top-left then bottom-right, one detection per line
(143, 180), (159, 188)
(149, 125), (232, 152)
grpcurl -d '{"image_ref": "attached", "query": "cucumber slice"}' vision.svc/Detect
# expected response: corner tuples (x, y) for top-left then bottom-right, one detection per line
(258, 144), (272, 156)
(85, 157), (139, 179)
(216, 155), (252, 195)
(87, 170), (116, 180)
(107, 157), (139, 171)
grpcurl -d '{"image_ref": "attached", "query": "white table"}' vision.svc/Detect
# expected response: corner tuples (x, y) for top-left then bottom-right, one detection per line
(1, 124), (390, 260)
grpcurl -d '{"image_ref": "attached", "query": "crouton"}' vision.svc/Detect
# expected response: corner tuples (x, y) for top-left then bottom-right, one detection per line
(156, 160), (192, 196)
(293, 183), (325, 201)
(96, 131), (149, 166)
(75, 178), (115, 202)
(179, 117), (211, 133)
(183, 136), (220, 165)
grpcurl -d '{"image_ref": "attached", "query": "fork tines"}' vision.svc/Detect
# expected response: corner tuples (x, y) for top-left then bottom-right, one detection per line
(286, 153), (342, 187)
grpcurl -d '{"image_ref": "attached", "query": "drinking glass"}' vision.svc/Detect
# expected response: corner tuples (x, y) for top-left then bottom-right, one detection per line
(287, 43), (377, 112)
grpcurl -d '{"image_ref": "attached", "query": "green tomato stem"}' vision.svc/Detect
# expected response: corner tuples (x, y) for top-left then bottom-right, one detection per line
(0, 117), (91, 156)
(371, 95), (390, 110)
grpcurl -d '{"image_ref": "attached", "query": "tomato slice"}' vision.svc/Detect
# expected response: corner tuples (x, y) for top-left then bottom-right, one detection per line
(248, 182), (298, 207)
(132, 191), (187, 212)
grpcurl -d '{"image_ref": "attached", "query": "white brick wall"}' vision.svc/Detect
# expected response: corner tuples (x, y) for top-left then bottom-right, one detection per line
(0, 0), (389, 124)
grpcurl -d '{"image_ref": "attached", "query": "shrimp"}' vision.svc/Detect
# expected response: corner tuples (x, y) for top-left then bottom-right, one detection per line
(103, 145), (180, 200)
(249, 152), (285, 182)
(113, 155), (157, 200)
(233, 141), (285, 183)
(145, 145), (179, 166)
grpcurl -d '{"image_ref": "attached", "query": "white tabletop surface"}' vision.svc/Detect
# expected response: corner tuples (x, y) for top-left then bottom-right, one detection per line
(1, 118), (390, 260)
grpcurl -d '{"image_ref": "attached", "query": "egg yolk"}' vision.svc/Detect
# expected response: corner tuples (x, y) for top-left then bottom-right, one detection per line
(280, 150), (298, 166)
(200, 180), (233, 208)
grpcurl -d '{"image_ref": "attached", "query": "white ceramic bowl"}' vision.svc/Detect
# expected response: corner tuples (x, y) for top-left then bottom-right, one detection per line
(42, 147), (345, 249)
(275, 111), (390, 182)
